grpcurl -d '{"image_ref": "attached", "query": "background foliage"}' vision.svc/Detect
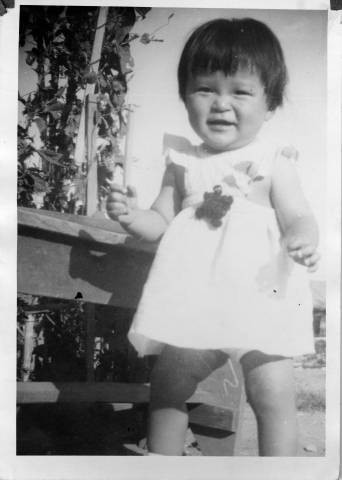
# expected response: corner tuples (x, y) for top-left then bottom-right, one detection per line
(18, 5), (153, 213)
(17, 5), (155, 381)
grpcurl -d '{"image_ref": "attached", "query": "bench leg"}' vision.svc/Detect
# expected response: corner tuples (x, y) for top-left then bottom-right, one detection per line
(21, 314), (36, 381)
(85, 303), (96, 382)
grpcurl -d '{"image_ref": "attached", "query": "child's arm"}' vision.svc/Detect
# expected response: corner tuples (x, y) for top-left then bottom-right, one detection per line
(106, 163), (182, 242)
(271, 152), (320, 272)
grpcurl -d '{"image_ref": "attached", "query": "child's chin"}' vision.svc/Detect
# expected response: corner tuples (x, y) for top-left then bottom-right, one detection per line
(206, 136), (254, 152)
(206, 140), (238, 152)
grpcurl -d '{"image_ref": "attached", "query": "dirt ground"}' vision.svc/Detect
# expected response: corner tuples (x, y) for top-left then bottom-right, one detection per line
(232, 366), (325, 457)
(17, 367), (325, 456)
(236, 405), (325, 456)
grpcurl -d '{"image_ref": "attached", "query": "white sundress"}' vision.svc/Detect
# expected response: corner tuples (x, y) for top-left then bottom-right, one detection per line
(128, 138), (315, 358)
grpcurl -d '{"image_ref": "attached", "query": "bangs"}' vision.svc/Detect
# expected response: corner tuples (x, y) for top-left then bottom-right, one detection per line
(189, 27), (260, 78)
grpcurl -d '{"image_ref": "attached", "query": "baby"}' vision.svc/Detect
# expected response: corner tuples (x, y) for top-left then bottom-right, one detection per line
(107, 17), (319, 456)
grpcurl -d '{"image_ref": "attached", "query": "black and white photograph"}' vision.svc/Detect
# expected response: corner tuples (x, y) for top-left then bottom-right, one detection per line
(0, 1), (340, 479)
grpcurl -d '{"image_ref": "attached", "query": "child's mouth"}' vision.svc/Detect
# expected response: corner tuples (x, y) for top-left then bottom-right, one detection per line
(207, 119), (236, 129)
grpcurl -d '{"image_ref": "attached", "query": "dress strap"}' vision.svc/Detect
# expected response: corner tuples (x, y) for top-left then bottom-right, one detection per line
(164, 147), (193, 169)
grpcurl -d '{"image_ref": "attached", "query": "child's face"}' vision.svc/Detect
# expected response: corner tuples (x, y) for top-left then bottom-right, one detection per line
(185, 69), (272, 152)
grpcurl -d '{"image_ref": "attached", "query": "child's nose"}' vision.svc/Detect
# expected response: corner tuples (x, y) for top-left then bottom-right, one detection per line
(212, 95), (232, 111)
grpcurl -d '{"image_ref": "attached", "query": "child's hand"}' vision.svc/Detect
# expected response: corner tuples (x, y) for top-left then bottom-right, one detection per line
(106, 181), (138, 227)
(285, 235), (320, 273)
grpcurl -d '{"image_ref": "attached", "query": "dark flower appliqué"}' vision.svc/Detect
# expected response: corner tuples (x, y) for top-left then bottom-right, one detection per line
(195, 185), (233, 228)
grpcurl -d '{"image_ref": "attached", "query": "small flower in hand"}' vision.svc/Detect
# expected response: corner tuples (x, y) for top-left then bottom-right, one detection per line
(195, 185), (233, 228)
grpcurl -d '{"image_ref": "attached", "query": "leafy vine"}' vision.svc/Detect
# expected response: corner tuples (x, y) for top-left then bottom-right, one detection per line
(18, 5), (155, 213)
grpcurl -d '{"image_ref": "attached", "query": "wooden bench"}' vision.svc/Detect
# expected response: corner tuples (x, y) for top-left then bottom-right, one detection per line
(17, 206), (246, 455)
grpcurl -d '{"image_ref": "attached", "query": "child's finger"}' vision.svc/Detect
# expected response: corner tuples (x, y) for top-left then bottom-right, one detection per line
(106, 203), (129, 219)
(307, 262), (319, 273)
(287, 242), (317, 261)
(126, 184), (138, 199)
(286, 237), (305, 251)
(288, 248), (303, 259)
(299, 245), (317, 259)
(304, 251), (320, 267)
(108, 191), (128, 204)
(105, 179), (127, 194)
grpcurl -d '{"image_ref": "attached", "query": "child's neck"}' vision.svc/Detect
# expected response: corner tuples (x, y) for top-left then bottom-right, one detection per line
(201, 137), (259, 155)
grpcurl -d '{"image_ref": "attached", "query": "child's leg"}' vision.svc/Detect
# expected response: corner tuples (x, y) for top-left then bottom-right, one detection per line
(240, 350), (297, 456)
(147, 345), (228, 455)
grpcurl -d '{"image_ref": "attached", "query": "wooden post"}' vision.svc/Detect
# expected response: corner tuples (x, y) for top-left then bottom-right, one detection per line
(85, 94), (98, 215)
(21, 314), (36, 382)
(74, 7), (109, 379)
(85, 303), (96, 382)
(73, 6), (109, 207)
(123, 107), (134, 188)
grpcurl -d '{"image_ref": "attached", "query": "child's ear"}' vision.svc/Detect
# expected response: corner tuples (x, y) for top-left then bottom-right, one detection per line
(265, 110), (275, 121)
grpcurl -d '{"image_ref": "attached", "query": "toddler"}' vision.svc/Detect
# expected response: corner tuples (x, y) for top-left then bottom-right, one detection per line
(106, 18), (320, 456)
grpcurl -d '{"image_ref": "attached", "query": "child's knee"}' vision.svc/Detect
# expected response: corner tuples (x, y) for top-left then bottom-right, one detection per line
(149, 349), (198, 406)
(248, 382), (295, 418)
(243, 356), (296, 417)
(149, 346), (228, 407)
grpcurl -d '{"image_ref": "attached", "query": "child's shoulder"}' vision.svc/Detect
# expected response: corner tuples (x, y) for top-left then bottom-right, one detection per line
(256, 139), (299, 172)
(257, 137), (298, 160)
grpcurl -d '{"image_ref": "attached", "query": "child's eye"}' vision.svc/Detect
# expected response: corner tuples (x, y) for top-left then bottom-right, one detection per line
(235, 89), (252, 96)
(196, 86), (212, 93)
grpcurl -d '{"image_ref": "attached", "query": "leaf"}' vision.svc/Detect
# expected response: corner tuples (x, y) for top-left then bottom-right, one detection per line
(36, 149), (64, 167)
(31, 173), (48, 193)
(118, 44), (134, 72)
(134, 7), (151, 18)
(139, 33), (151, 44)
(34, 117), (47, 134)
(55, 86), (66, 98)
(26, 54), (35, 66)
(83, 72), (97, 84)
(44, 101), (64, 112)
(18, 93), (26, 105)
(49, 110), (62, 120)
(20, 172), (35, 187)
(168, 13), (175, 20)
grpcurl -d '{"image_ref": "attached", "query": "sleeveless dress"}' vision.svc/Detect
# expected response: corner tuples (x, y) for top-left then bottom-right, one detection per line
(128, 138), (315, 358)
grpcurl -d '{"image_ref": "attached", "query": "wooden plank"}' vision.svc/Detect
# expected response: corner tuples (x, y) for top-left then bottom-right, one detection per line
(189, 404), (234, 431)
(194, 357), (244, 427)
(189, 357), (245, 456)
(18, 207), (157, 253)
(17, 382), (239, 408)
(17, 382), (150, 403)
(18, 232), (152, 308)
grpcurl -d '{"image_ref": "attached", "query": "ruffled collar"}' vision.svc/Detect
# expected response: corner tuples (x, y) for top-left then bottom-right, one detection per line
(196, 137), (263, 161)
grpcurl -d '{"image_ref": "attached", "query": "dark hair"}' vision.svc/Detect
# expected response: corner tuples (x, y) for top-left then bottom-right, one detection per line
(178, 18), (288, 111)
